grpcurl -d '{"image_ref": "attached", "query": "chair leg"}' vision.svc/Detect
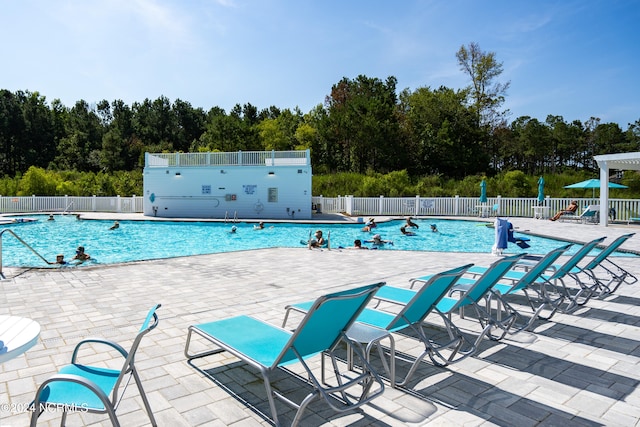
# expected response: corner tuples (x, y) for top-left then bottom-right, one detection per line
(132, 369), (158, 427)
(258, 369), (284, 427)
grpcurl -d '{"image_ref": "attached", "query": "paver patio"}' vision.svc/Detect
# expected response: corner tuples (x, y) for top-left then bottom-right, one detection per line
(1, 216), (639, 426)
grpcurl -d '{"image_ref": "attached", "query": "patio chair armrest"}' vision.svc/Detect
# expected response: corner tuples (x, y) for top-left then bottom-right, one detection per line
(71, 338), (128, 363)
(31, 373), (111, 412)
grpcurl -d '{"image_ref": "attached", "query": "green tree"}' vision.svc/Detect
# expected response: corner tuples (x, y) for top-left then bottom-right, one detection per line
(53, 100), (103, 171)
(0, 89), (24, 175)
(323, 75), (402, 174)
(456, 42), (510, 130)
(17, 166), (58, 195)
(401, 86), (485, 178)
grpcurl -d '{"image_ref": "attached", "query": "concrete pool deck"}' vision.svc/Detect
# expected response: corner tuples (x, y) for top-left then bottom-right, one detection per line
(1, 216), (640, 426)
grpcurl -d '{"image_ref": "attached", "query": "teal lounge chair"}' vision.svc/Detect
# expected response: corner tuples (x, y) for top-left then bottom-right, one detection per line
(458, 245), (573, 334)
(577, 233), (637, 298)
(378, 254), (525, 362)
(30, 304), (161, 427)
(538, 236), (606, 311)
(185, 283), (385, 427)
(465, 237), (606, 313)
(283, 264), (473, 387)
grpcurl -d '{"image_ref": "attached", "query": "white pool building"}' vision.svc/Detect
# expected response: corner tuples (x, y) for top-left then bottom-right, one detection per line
(143, 150), (312, 219)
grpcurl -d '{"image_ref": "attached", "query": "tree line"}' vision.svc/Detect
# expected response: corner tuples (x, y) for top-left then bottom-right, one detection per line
(1, 43), (638, 197)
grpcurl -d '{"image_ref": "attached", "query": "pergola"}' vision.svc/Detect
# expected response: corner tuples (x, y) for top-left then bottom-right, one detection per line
(594, 152), (640, 227)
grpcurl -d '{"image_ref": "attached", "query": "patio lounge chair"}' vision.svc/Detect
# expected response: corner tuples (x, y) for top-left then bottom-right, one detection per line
(576, 233), (637, 298)
(461, 244), (573, 333)
(562, 205), (600, 223)
(30, 304), (161, 427)
(468, 237), (607, 313)
(530, 236), (606, 312)
(377, 254), (524, 360)
(184, 283), (385, 427)
(282, 264), (473, 387)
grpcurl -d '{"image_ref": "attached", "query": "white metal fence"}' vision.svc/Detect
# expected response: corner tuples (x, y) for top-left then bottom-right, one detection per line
(1, 195), (638, 221)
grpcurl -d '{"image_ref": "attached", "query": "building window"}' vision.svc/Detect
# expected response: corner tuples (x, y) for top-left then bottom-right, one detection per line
(268, 187), (278, 202)
(202, 185), (211, 195)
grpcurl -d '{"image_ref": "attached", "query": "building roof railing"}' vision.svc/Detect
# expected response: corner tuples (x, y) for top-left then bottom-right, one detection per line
(145, 150), (310, 168)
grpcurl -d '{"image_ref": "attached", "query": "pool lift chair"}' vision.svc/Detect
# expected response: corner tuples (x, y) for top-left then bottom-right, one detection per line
(282, 264), (474, 388)
(185, 282), (385, 427)
(30, 304), (161, 427)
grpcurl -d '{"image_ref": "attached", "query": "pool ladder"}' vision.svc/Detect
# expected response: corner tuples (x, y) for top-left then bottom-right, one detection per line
(0, 229), (53, 279)
(224, 211), (238, 223)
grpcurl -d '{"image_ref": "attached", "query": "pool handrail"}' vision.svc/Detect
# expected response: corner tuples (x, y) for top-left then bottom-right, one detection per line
(0, 229), (54, 279)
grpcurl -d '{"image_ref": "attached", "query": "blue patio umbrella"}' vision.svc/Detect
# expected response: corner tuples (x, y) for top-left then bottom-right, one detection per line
(479, 179), (487, 203)
(537, 176), (545, 205)
(564, 178), (628, 198)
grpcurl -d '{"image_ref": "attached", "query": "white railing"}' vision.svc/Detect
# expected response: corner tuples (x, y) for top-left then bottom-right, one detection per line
(0, 196), (143, 214)
(145, 150), (310, 168)
(1, 194), (639, 222)
(311, 195), (640, 222)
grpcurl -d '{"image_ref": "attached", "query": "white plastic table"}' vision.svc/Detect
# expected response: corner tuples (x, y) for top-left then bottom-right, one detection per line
(532, 206), (550, 219)
(0, 315), (41, 363)
(476, 205), (491, 218)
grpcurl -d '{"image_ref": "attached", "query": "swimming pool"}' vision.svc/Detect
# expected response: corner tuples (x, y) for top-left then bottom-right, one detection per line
(0, 215), (632, 267)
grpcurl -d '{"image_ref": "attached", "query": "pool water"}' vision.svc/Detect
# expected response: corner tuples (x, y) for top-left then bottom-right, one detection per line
(0, 215), (632, 267)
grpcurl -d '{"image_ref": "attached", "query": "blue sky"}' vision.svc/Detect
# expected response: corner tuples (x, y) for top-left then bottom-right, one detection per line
(2, 0), (639, 128)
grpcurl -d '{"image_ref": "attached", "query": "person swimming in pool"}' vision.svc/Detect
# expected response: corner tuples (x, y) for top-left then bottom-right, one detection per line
(405, 217), (419, 228)
(430, 224), (438, 232)
(365, 234), (393, 246)
(351, 239), (369, 249)
(230, 226), (237, 233)
(71, 246), (91, 262)
(255, 221), (265, 230)
(308, 230), (326, 248)
(109, 221), (120, 230)
(362, 217), (377, 232)
(400, 225), (416, 236)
